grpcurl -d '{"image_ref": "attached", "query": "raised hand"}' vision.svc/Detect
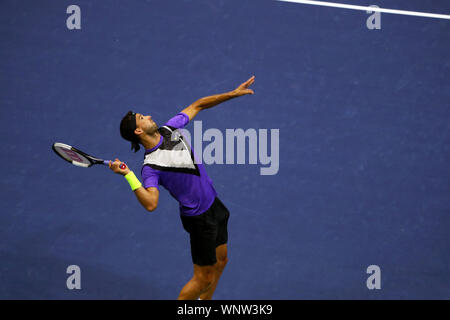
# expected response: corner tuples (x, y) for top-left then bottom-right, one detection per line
(234, 75), (255, 97)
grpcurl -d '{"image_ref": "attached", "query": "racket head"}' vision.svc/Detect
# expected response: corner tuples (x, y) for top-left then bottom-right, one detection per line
(52, 142), (105, 168)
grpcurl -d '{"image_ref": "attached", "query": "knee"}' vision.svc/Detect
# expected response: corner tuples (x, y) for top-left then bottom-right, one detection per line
(196, 268), (215, 290)
(216, 257), (228, 272)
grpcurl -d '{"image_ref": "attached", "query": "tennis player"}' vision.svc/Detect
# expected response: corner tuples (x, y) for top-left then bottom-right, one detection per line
(109, 76), (255, 300)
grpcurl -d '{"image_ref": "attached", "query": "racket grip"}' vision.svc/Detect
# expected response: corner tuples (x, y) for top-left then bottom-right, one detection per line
(104, 160), (126, 170)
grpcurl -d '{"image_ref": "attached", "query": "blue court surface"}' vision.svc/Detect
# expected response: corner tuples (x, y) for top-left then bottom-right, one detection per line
(1, 0), (449, 299)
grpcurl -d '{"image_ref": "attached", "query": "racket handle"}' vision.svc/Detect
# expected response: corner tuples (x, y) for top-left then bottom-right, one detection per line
(104, 160), (127, 170)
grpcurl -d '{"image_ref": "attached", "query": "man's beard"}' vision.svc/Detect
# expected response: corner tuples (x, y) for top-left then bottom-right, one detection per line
(146, 124), (158, 135)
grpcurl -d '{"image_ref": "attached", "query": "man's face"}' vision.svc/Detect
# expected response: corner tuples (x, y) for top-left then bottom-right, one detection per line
(135, 113), (158, 135)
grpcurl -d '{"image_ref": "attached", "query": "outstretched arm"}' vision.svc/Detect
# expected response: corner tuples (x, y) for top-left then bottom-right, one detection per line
(182, 75), (255, 121)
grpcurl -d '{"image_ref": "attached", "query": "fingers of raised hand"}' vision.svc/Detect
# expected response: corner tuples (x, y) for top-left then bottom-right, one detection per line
(244, 75), (255, 87)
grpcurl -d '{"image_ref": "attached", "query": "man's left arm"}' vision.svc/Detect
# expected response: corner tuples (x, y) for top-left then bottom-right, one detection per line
(181, 75), (255, 121)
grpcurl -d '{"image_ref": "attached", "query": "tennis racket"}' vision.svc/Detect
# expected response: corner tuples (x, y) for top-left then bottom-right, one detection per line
(52, 142), (126, 169)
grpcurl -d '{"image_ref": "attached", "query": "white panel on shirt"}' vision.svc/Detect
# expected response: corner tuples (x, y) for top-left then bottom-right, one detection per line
(143, 148), (195, 169)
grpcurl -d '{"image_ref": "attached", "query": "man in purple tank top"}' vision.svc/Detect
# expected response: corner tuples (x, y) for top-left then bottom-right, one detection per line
(109, 76), (255, 300)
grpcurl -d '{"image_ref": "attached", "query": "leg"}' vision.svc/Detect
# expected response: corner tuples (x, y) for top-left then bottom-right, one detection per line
(178, 197), (230, 300)
(199, 243), (228, 300)
(177, 264), (215, 300)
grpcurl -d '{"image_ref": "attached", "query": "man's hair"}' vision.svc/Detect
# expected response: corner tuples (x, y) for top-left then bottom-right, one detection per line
(120, 111), (141, 152)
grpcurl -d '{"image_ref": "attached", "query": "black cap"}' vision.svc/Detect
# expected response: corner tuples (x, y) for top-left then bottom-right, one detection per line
(120, 110), (141, 152)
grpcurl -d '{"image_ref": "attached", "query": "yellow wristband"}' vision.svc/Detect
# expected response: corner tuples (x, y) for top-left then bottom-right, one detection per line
(124, 171), (142, 191)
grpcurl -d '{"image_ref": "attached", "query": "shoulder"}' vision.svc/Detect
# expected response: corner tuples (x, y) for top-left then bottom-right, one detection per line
(141, 163), (161, 177)
(164, 112), (190, 129)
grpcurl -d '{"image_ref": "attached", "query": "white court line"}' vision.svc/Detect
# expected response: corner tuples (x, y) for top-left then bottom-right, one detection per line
(277, 0), (450, 20)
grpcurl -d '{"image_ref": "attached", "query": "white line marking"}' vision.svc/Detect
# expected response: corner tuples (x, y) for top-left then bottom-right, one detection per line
(277, 0), (450, 20)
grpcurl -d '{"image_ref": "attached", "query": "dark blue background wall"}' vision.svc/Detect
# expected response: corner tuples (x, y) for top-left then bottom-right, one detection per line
(1, 0), (449, 299)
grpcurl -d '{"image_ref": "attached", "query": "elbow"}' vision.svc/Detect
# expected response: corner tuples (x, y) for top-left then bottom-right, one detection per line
(146, 203), (157, 212)
(192, 102), (204, 111)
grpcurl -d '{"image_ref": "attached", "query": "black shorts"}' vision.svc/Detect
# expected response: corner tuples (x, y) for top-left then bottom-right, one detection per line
(180, 197), (230, 266)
